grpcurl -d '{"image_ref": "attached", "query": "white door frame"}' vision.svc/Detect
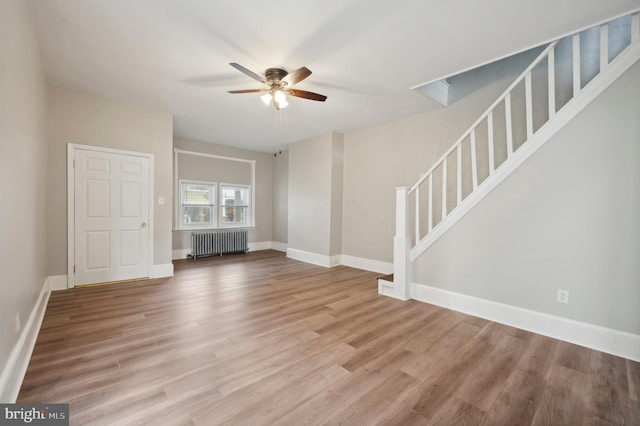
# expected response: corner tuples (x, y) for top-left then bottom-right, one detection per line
(67, 143), (155, 288)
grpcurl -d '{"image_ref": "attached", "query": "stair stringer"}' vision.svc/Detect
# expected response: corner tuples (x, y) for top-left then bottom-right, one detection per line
(409, 38), (640, 263)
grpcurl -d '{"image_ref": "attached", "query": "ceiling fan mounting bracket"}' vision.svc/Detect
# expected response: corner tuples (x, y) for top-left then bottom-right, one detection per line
(265, 68), (289, 85)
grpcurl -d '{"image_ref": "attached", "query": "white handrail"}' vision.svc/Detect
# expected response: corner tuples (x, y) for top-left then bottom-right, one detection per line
(406, 11), (640, 250)
(389, 10), (640, 297)
(409, 40), (560, 193)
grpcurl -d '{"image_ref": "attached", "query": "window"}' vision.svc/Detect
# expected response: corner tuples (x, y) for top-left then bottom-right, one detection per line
(174, 150), (256, 230)
(220, 184), (250, 226)
(176, 180), (252, 229)
(179, 180), (216, 229)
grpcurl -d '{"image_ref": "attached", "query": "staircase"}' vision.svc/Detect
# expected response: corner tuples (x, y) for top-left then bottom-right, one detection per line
(382, 10), (640, 300)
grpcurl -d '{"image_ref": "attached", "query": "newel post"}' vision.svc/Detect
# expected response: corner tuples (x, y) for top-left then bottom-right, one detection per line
(392, 187), (411, 300)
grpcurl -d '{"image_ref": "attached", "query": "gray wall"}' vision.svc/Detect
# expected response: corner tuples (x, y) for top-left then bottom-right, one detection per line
(172, 137), (273, 251)
(288, 132), (344, 257)
(414, 61), (640, 334)
(0, 0), (49, 397)
(272, 150), (289, 244)
(47, 86), (174, 274)
(342, 76), (515, 263)
(330, 133), (344, 257)
(177, 154), (251, 185)
(288, 133), (333, 256)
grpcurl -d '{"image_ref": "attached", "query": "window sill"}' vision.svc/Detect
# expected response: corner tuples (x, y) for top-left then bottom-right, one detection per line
(173, 226), (256, 232)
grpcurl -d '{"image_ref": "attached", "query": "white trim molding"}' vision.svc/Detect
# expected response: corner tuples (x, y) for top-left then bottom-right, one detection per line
(410, 37), (640, 262)
(411, 282), (640, 362)
(46, 275), (68, 291)
(178, 242), (388, 274)
(150, 264), (174, 279)
(378, 280), (409, 301)
(270, 242), (288, 253)
(341, 255), (393, 275)
(0, 280), (50, 402)
(172, 249), (191, 260)
(174, 149), (257, 229)
(67, 143), (155, 288)
(287, 248), (340, 268)
(286, 249), (392, 274)
(247, 241), (271, 252)
(178, 241), (393, 274)
(176, 243), (393, 275)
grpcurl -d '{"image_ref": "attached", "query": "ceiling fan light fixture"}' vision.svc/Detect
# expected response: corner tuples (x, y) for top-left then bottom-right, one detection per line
(273, 89), (288, 109)
(275, 97), (288, 109)
(228, 63), (326, 108)
(274, 90), (286, 104)
(261, 92), (272, 106)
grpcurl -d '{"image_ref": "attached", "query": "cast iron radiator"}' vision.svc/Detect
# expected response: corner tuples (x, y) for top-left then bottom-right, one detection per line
(190, 228), (249, 259)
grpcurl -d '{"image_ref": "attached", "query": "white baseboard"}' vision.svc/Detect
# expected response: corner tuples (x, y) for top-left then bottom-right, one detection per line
(46, 275), (68, 291)
(342, 255), (393, 275)
(270, 241), (288, 252)
(0, 279), (50, 402)
(172, 249), (191, 260)
(329, 255), (342, 267)
(286, 249), (393, 274)
(248, 241), (271, 251)
(55, 267), (173, 285)
(150, 263), (174, 278)
(411, 282), (640, 362)
(286, 248), (338, 268)
(378, 280), (409, 301)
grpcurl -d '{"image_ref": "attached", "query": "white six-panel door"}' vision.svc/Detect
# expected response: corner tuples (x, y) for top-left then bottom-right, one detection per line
(74, 148), (150, 286)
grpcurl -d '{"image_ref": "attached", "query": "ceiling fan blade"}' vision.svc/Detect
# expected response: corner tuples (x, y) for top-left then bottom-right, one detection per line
(228, 89), (265, 94)
(282, 66), (312, 86)
(288, 89), (327, 102)
(229, 63), (266, 83)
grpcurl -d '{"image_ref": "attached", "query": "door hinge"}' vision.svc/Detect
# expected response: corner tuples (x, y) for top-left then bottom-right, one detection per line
(74, 265), (76, 273)
(73, 159), (76, 168)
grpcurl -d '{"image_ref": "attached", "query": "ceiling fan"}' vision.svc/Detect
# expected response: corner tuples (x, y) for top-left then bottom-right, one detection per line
(228, 63), (327, 110)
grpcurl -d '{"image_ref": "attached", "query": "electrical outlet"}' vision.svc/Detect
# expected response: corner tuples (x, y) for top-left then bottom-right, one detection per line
(15, 312), (21, 334)
(557, 289), (570, 304)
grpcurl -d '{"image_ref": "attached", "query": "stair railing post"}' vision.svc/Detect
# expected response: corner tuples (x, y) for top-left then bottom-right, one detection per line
(393, 187), (411, 300)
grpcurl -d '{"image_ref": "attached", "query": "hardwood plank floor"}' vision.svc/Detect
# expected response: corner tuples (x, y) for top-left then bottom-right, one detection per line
(18, 250), (640, 425)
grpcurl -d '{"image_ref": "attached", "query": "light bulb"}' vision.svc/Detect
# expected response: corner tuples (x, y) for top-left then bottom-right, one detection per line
(274, 90), (286, 104)
(273, 90), (288, 109)
(261, 93), (272, 106)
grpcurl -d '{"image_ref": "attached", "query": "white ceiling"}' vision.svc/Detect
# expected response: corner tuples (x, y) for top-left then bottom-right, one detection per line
(29, 0), (639, 152)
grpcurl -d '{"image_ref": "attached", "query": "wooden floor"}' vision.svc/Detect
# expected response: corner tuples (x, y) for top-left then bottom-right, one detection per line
(19, 250), (640, 425)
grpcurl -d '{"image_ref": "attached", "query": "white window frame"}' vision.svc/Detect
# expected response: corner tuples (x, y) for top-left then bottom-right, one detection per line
(219, 183), (251, 228)
(174, 149), (256, 230)
(178, 179), (217, 230)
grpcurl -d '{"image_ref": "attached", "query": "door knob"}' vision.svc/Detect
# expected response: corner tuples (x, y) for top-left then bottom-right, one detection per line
(141, 222), (147, 228)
